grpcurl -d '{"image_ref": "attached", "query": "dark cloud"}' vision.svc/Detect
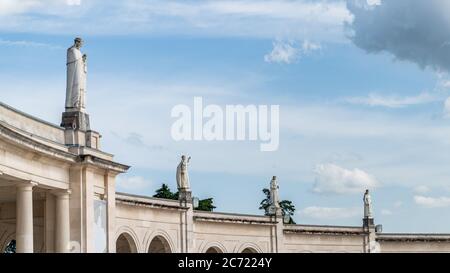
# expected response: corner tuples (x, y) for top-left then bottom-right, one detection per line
(346, 0), (450, 72)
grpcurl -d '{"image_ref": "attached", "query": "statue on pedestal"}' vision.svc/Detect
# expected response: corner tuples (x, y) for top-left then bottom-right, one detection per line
(363, 189), (373, 218)
(66, 37), (87, 111)
(270, 176), (280, 208)
(176, 155), (191, 191)
(267, 176), (281, 215)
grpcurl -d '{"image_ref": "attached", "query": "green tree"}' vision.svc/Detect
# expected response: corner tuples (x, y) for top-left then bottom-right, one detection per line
(279, 200), (296, 224)
(152, 184), (215, 212)
(197, 198), (216, 212)
(259, 188), (296, 224)
(153, 183), (177, 200)
(259, 188), (272, 214)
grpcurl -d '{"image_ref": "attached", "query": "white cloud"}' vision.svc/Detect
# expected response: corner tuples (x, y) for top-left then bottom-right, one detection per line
(413, 185), (430, 194)
(116, 176), (152, 193)
(0, 0), (351, 40)
(66, 0), (81, 6)
(366, 0), (381, 6)
(443, 97), (450, 119)
(347, 0), (450, 72)
(0, 0), (41, 15)
(414, 195), (450, 208)
(0, 38), (62, 49)
(313, 163), (379, 194)
(301, 40), (322, 54)
(264, 40), (300, 64)
(264, 39), (321, 64)
(394, 201), (403, 208)
(436, 71), (450, 89)
(345, 92), (438, 108)
(299, 206), (361, 220)
(381, 209), (392, 216)
(0, 0), (80, 15)
(439, 78), (450, 89)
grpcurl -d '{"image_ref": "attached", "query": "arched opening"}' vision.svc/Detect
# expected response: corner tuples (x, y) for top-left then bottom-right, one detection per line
(148, 236), (171, 253)
(205, 246), (223, 253)
(241, 247), (258, 253)
(116, 233), (138, 253)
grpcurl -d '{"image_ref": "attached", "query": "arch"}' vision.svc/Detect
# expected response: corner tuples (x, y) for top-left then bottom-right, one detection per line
(116, 233), (138, 253)
(148, 235), (172, 253)
(115, 226), (140, 253)
(201, 242), (227, 253)
(144, 230), (175, 253)
(236, 243), (262, 253)
(242, 247), (258, 253)
(1, 232), (15, 253)
(205, 246), (223, 253)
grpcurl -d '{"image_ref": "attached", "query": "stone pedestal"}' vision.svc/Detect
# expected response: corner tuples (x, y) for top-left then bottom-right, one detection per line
(363, 217), (375, 228)
(61, 111), (90, 131)
(178, 190), (193, 252)
(363, 217), (377, 253)
(268, 204), (282, 216)
(178, 190), (192, 203)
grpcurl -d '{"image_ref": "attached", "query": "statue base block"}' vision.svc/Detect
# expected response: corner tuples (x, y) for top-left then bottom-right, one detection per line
(178, 190), (192, 203)
(61, 111), (90, 131)
(363, 217), (375, 228)
(268, 204), (282, 216)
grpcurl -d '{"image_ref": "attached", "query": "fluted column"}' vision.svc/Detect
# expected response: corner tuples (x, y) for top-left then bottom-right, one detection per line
(16, 182), (37, 253)
(54, 190), (71, 253)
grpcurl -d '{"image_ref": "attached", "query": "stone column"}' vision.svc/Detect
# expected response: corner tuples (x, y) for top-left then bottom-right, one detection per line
(45, 193), (56, 253)
(54, 190), (71, 253)
(16, 182), (37, 253)
(106, 173), (116, 253)
(179, 190), (193, 253)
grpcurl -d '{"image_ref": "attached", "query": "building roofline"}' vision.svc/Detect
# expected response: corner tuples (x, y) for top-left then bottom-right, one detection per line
(284, 223), (363, 229)
(115, 192), (186, 210)
(0, 101), (64, 131)
(0, 122), (76, 162)
(0, 123), (129, 173)
(193, 210), (270, 219)
(193, 210), (275, 225)
(377, 233), (450, 242)
(283, 224), (364, 236)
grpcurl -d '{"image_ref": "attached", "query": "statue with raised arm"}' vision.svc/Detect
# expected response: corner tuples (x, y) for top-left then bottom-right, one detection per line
(66, 37), (87, 111)
(269, 176), (280, 208)
(363, 189), (372, 218)
(176, 155), (191, 191)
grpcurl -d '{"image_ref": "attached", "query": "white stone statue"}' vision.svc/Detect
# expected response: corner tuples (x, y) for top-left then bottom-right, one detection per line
(66, 37), (87, 111)
(363, 189), (372, 218)
(269, 176), (280, 208)
(176, 155), (191, 191)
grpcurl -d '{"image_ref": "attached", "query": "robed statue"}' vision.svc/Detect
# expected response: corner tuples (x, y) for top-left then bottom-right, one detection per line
(363, 189), (373, 218)
(66, 37), (87, 111)
(270, 176), (280, 208)
(176, 155), (191, 191)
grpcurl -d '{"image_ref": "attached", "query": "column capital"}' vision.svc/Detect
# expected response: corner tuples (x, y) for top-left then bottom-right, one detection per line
(51, 189), (72, 196)
(16, 180), (38, 188)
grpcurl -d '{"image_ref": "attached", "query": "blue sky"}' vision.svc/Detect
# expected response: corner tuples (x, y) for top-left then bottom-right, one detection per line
(1, 0), (450, 232)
